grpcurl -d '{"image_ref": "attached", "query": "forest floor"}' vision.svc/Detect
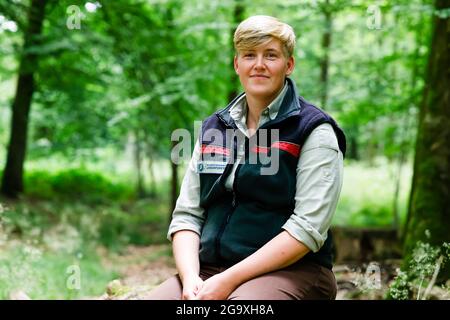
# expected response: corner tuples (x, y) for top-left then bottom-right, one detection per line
(5, 242), (448, 300)
(92, 244), (405, 300)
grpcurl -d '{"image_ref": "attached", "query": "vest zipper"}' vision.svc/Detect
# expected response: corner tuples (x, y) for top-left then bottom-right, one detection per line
(215, 134), (240, 263)
(214, 110), (295, 263)
(215, 190), (238, 263)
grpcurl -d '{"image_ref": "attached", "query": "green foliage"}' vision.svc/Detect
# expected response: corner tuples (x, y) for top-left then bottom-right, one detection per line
(23, 168), (135, 203)
(1, 0), (436, 165)
(2, 0), (445, 300)
(0, 197), (169, 250)
(0, 243), (118, 299)
(0, 188), (169, 298)
(96, 199), (169, 249)
(333, 159), (412, 227)
(338, 199), (393, 226)
(0, 201), (121, 299)
(387, 241), (450, 300)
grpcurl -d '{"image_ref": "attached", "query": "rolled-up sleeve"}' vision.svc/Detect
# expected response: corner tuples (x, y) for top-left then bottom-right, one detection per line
(167, 140), (205, 241)
(282, 123), (344, 252)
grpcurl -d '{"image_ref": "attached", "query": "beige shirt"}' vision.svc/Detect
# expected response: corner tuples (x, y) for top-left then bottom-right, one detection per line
(168, 83), (344, 252)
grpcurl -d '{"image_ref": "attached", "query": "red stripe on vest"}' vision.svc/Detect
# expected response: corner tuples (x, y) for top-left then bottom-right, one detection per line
(272, 141), (301, 157)
(250, 146), (270, 154)
(201, 144), (230, 156)
(251, 141), (301, 157)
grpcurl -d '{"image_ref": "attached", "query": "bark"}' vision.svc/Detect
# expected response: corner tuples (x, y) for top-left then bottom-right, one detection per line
(404, 0), (450, 280)
(170, 141), (179, 221)
(320, 0), (332, 109)
(145, 140), (157, 198)
(227, 0), (245, 102)
(134, 130), (145, 198)
(1, 0), (48, 198)
(346, 125), (360, 160)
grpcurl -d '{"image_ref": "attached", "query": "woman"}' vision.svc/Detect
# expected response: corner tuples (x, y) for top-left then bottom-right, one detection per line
(148, 15), (346, 300)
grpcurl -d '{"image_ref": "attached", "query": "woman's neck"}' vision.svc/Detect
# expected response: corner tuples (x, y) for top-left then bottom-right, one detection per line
(245, 86), (283, 132)
(245, 94), (274, 135)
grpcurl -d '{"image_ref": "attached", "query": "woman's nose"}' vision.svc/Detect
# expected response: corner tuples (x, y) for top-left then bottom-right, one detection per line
(254, 55), (265, 69)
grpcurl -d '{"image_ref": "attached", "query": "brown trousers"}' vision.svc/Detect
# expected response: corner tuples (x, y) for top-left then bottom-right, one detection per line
(146, 260), (337, 300)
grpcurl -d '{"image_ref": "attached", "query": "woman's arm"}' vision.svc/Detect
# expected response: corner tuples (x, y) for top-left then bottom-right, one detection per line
(172, 230), (204, 299)
(168, 140), (206, 299)
(172, 230), (201, 282)
(193, 230), (309, 300)
(224, 230), (309, 284)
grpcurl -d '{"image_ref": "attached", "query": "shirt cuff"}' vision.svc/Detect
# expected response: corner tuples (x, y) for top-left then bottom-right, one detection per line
(167, 213), (204, 241)
(282, 217), (326, 252)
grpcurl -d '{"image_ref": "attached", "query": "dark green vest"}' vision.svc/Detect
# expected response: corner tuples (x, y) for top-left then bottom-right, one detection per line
(198, 78), (346, 269)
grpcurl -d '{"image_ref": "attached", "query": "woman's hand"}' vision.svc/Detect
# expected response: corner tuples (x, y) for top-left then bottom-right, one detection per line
(181, 274), (204, 300)
(194, 273), (237, 300)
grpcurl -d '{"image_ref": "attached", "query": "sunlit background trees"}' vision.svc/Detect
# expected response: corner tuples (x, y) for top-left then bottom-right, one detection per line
(0, 0), (448, 299)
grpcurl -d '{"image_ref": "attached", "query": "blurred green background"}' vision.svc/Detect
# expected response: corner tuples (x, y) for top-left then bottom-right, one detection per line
(0, 0), (448, 299)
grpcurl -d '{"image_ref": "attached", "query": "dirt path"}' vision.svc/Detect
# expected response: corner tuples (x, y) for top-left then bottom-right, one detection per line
(96, 244), (177, 299)
(103, 244), (176, 286)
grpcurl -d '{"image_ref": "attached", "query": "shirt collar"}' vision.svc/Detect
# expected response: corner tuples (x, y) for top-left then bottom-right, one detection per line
(266, 81), (288, 120)
(229, 80), (288, 123)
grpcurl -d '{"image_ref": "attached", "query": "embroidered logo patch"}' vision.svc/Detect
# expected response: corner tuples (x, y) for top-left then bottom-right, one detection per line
(197, 161), (227, 174)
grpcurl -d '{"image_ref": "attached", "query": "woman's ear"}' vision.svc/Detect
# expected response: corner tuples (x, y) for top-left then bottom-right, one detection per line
(285, 56), (295, 76)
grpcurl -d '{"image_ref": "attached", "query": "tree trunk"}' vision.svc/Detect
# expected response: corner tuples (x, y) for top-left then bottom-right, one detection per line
(395, 13), (423, 237)
(320, 0), (332, 109)
(144, 137), (157, 198)
(147, 154), (156, 198)
(403, 0), (450, 280)
(348, 133), (359, 160)
(227, 0), (245, 102)
(170, 141), (179, 220)
(134, 130), (145, 198)
(1, 0), (47, 198)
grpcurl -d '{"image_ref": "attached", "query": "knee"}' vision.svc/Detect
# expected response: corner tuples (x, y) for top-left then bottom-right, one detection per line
(143, 275), (183, 300)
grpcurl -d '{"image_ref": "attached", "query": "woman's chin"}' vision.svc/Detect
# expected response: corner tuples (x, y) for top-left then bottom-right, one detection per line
(245, 87), (276, 99)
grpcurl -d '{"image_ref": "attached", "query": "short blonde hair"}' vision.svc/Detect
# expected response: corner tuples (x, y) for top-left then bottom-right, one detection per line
(233, 15), (296, 57)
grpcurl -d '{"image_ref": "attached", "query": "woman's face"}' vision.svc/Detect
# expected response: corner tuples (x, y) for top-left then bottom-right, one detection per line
(234, 38), (294, 102)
